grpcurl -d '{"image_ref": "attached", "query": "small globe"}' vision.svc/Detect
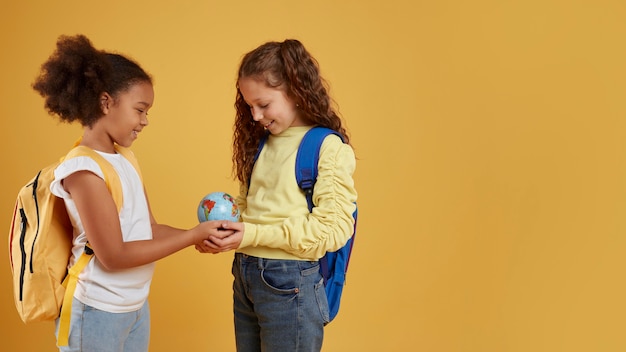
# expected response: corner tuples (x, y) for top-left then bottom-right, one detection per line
(197, 192), (240, 222)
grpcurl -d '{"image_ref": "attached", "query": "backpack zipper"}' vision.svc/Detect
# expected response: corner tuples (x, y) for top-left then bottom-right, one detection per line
(18, 208), (27, 302)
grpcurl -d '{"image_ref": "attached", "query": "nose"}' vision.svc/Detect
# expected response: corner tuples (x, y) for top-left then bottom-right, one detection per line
(251, 107), (262, 122)
(141, 115), (149, 126)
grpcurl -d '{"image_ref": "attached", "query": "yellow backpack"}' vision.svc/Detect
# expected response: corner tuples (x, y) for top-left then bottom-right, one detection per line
(8, 143), (141, 346)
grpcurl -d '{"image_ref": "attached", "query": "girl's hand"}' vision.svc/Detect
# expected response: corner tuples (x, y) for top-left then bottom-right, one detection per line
(193, 221), (234, 244)
(195, 221), (244, 254)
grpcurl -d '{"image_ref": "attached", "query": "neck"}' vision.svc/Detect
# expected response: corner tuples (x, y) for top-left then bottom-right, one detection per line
(81, 128), (116, 153)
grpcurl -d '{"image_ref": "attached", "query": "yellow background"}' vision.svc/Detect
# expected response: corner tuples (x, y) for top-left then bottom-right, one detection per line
(2, 0), (625, 351)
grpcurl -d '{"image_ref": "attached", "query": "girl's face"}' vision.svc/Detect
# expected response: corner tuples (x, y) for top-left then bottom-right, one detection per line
(238, 77), (307, 134)
(102, 81), (154, 148)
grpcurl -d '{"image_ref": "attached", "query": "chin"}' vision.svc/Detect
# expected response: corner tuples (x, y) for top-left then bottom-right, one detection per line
(116, 140), (133, 148)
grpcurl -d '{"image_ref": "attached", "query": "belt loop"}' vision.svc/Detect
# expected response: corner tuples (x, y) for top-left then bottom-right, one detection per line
(257, 256), (264, 270)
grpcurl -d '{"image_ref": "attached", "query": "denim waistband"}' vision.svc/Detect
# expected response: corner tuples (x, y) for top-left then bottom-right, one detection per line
(234, 252), (318, 265)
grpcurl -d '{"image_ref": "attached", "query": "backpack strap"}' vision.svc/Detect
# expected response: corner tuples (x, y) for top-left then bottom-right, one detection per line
(64, 146), (124, 212)
(254, 131), (271, 163)
(62, 144), (143, 209)
(295, 127), (345, 285)
(57, 243), (93, 346)
(250, 131), (271, 188)
(115, 145), (143, 182)
(56, 143), (141, 347)
(295, 127), (344, 211)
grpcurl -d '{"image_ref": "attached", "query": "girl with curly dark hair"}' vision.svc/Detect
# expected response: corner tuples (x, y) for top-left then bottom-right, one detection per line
(33, 34), (228, 351)
(197, 39), (358, 351)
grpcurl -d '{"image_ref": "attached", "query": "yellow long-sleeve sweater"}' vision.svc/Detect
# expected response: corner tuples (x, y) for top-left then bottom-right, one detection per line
(236, 126), (357, 261)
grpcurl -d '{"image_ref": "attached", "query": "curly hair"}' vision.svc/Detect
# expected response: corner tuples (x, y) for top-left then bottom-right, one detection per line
(32, 34), (152, 127)
(233, 39), (350, 184)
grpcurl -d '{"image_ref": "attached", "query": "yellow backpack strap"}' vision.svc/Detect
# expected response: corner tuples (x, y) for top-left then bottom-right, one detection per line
(57, 243), (93, 346)
(64, 145), (124, 212)
(57, 144), (131, 347)
(114, 144), (143, 182)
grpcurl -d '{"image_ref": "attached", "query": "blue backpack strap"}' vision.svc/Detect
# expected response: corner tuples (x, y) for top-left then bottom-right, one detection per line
(253, 131), (270, 163)
(295, 127), (343, 212)
(295, 127), (344, 288)
(250, 131), (271, 187)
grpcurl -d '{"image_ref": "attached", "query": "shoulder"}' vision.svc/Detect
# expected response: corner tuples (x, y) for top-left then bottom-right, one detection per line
(51, 156), (106, 198)
(320, 133), (354, 157)
(55, 156), (106, 180)
(319, 134), (356, 171)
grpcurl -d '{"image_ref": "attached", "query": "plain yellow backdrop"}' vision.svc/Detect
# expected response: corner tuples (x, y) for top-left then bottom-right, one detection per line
(2, 0), (626, 351)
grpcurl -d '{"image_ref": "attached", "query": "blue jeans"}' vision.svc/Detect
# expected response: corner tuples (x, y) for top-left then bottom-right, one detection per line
(55, 297), (150, 352)
(232, 253), (329, 352)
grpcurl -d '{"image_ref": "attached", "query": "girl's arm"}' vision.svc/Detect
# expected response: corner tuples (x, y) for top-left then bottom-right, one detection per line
(64, 170), (230, 270)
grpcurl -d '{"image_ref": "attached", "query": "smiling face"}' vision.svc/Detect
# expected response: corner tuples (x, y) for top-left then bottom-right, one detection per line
(238, 76), (307, 134)
(101, 81), (154, 148)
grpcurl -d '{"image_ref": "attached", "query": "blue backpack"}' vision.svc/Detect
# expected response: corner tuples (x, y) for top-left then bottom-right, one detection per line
(254, 126), (357, 322)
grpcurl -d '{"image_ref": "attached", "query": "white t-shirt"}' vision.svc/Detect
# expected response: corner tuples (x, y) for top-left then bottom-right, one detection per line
(50, 151), (155, 313)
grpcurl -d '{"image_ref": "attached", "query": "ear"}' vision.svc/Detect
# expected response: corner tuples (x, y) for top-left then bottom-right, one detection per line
(100, 92), (112, 113)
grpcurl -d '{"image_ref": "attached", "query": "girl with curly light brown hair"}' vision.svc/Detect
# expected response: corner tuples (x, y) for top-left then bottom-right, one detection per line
(197, 39), (357, 352)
